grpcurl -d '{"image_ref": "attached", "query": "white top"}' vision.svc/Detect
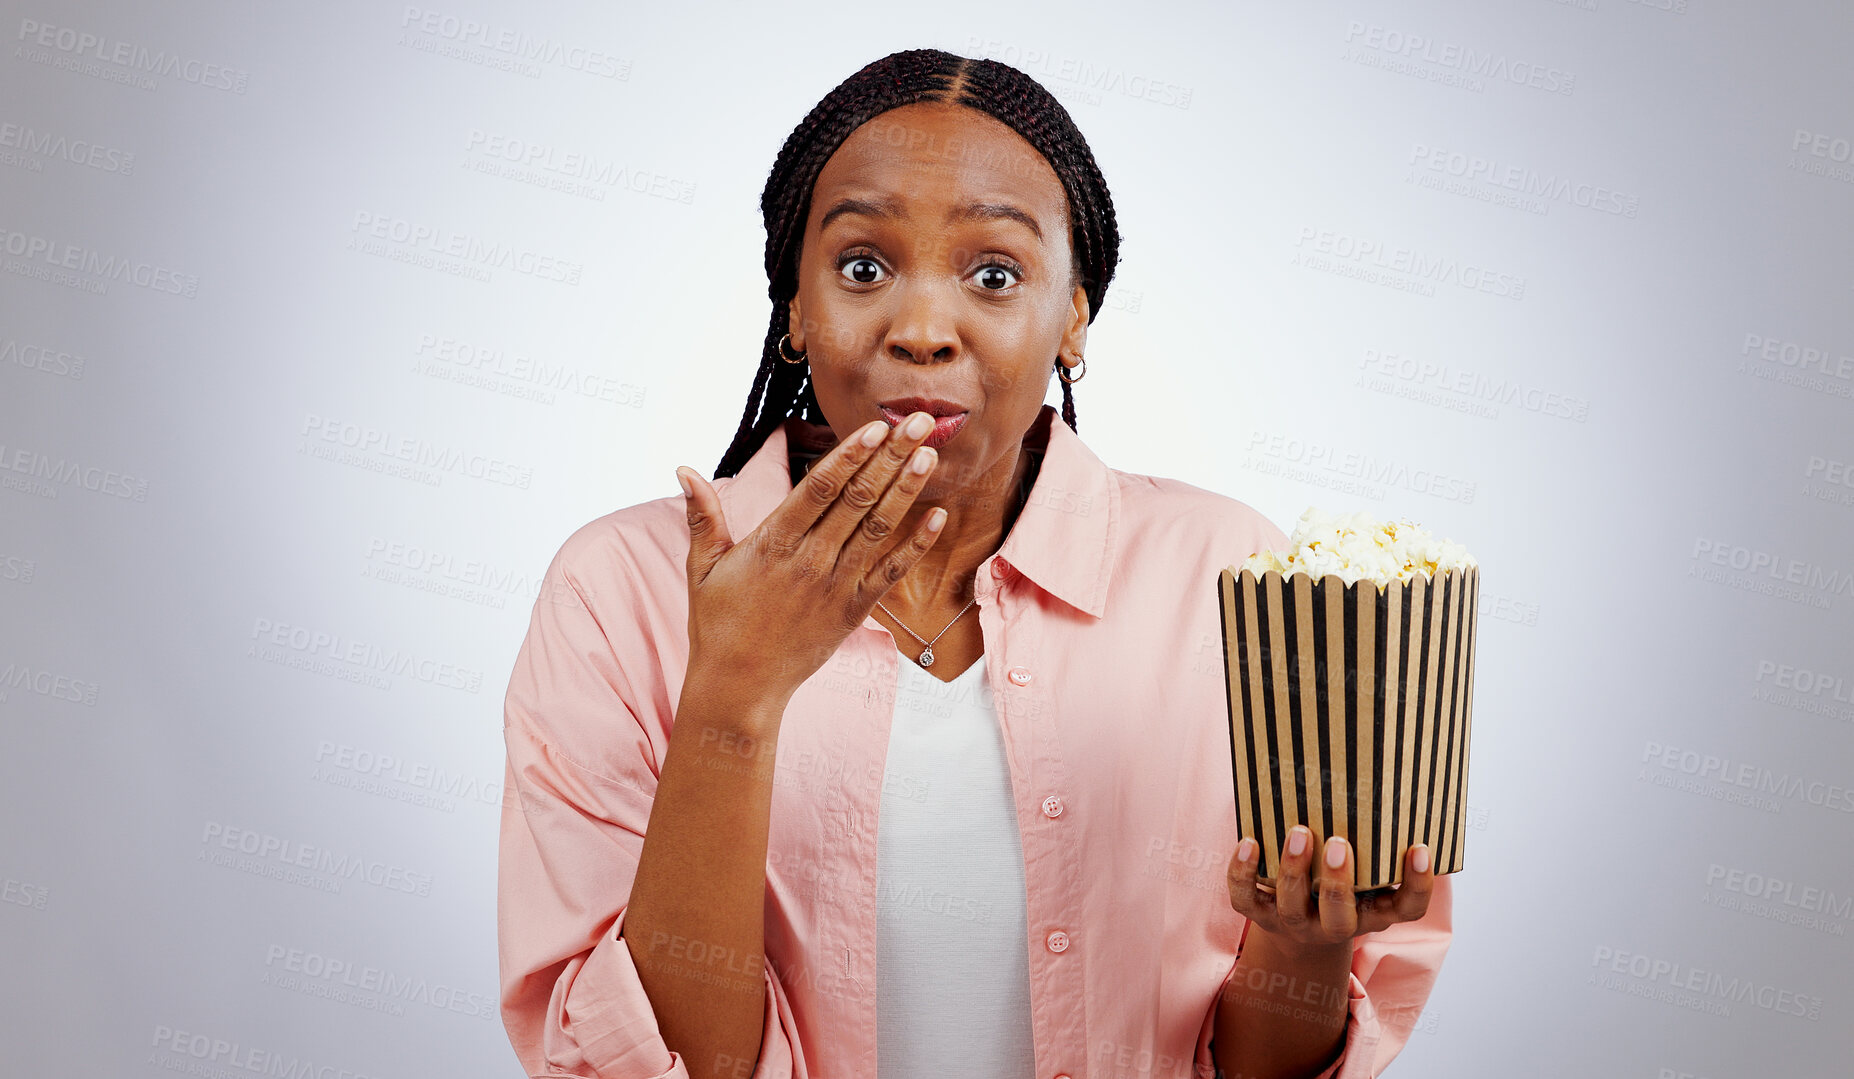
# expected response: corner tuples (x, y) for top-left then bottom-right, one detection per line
(876, 655), (1037, 1078)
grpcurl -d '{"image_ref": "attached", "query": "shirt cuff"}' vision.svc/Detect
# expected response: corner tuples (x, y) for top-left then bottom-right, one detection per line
(561, 908), (800, 1079)
(1199, 965), (1381, 1079)
(1302, 971), (1379, 1079)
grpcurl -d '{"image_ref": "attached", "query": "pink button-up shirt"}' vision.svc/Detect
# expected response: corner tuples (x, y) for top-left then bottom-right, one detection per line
(499, 403), (1452, 1079)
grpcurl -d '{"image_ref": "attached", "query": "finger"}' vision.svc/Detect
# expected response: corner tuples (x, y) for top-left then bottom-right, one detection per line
(811, 411), (936, 555)
(762, 419), (891, 557)
(838, 444), (937, 576)
(1357, 844), (1434, 935)
(1274, 826), (1314, 933)
(1317, 837), (1358, 942)
(1225, 837), (1276, 932)
(858, 503), (948, 608)
(1387, 844), (1436, 925)
(677, 467), (734, 587)
(1354, 885), (1398, 936)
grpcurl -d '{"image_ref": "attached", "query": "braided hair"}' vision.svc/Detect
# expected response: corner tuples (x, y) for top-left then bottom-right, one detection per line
(712, 47), (1122, 479)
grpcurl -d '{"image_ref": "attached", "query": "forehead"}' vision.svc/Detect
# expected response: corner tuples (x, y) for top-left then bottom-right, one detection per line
(811, 102), (1068, 222)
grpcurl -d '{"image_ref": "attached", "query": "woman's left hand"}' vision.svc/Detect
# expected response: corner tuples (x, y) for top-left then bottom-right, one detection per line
(1225, 826), (1435, 953)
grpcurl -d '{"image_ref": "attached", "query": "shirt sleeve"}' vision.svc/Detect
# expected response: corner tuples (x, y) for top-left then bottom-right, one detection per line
(1197, 872), (1454, 1079)
(498, 548), (804, 1079)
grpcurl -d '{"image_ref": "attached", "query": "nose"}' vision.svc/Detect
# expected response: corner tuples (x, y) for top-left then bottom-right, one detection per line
(884, 278), (958, 365)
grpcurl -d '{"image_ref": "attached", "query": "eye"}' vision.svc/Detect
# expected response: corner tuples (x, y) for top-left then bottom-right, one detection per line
(974, 262), (1022, 291)
(837, 255), (886, 286)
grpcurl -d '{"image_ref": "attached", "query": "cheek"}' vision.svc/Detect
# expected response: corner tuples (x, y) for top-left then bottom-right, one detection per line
(971, 353), (1055, 408)
(802, 288), (887, 356)
(980, 305), (1067, 367)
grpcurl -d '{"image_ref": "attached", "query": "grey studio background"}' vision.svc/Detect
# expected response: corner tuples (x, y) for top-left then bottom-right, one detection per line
(3, 1), (1851, 1077)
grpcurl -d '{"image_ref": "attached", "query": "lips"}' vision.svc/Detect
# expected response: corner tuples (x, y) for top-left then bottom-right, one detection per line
(877, 396), (971, 450)
(878, 396), (969, 418)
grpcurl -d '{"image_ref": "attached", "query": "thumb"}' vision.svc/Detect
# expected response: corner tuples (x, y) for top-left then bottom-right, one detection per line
(676, 466), (733, 586)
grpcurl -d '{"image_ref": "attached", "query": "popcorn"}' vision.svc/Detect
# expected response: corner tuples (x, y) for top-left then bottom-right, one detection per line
(1240, 507), (1477, 587)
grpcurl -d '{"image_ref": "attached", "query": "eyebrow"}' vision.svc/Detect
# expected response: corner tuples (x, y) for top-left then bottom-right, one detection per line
(956, 201), (1045, 242)
(818, 196), (1044, 242)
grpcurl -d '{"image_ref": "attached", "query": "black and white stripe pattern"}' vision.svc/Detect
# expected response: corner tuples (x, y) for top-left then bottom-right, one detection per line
(1218, 566), (1480, 889)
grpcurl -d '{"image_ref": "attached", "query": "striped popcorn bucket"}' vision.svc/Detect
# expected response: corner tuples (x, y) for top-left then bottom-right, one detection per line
(1216, 566), (1480, 890)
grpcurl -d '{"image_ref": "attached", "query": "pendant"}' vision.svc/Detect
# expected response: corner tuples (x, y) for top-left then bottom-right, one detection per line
(918, 647), (935, 668)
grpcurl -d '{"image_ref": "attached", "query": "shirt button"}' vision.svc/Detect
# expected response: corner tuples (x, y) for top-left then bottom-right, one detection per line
(1041, 795), (1064, 819)
(1045, 930), (1070, 953)
(992, 558), (1011, 579)
(1008, 666), (1033, 687)
(1054, 1074), (1074, 1079)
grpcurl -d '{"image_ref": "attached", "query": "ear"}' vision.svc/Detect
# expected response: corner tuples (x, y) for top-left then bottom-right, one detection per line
(787, 297), (805, 351)
(1059, 283), (1090, 366)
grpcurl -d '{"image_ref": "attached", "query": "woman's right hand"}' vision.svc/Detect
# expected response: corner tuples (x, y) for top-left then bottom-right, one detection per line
(674, 411), (947, 707)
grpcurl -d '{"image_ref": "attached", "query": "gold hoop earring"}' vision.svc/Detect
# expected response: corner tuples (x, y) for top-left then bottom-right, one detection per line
(1057, 353), (1086, 384)
(777, 332), (807, 364)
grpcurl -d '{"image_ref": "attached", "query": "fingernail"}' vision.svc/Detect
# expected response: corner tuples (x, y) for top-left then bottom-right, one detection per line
(1236, 837), (1257, 864)
(1412, 845), (1431, 874)
(1286, 828), (1307, 857)
(674, 468), (692, 498)
(904, 412), (933, 438)
(860, 422), (887, 447)
(1325, 836), (1347, 868)
(909, 447), (935, 474)
(926, 507), (947, 532)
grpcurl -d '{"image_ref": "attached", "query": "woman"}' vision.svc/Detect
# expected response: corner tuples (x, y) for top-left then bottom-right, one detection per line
(499, 49), (1450, 1079)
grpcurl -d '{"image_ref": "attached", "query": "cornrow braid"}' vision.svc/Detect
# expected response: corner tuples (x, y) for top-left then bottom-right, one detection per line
(713, 47), (1122, 479)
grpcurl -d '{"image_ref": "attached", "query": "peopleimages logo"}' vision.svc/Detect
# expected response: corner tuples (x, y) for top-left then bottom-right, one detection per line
(1356, 349), (1590, 424)
(1706, 863), (1853, 922)
(1408, 144), (1638, 218)
(0, 225), (198, 297)
(262, 943), (496, 1020)
(1752, 658), (1854, 723)
(1803, 456), (1854, 509)
(2, 876), (48, 910)
(953, 36), (1194, 109)
(1640, 740), (1854, 813)
(398, 7), (630, 80)
(1343, 21), (1576, 96)
(463, 130), (696, 205)
(149, 1024), (395, 1079)
(1742, 333), (1854, 380)
(0, 660), (100, 705)
(1738, 332), (1854, 401)
(314, 741), (503, 810)
(14, 17), (250, 92)
(247, 616), (484, 693)
(1589, 944), (1824, 1020)
(414, 333), (646, 407)
(1688, 538), (1854, 609)
(366, 535), (543, 592)
(348, 211), (583, 286)
(0, 441), (148, 501)
(0, 120), (134, 174)
(200, 822), (435, 896)
(1756, 660), (1854, 706)
(299, 413), (534, 490)
(1293, 227), (1525, 300)
(1791, 128), (1854, 182)
(0, 338), (85, 379)
(1243, 429), (1478, 504)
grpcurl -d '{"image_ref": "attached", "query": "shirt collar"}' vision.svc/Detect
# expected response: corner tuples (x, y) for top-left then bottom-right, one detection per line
(716, 403), (1118, 618)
